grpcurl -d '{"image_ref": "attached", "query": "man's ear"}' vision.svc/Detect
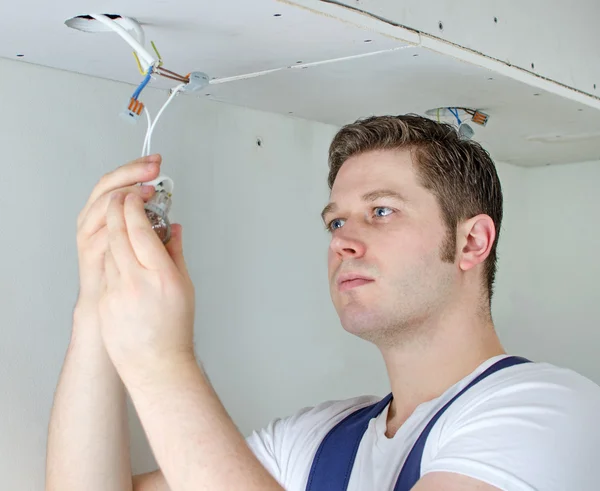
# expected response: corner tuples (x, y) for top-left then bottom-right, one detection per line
(457, 214), (496, 272)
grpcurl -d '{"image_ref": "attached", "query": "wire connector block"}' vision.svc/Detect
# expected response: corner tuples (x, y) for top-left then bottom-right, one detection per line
(471, 111), (489, 126)
(120, 98), (145, 124)
(181, 72), (210, 92)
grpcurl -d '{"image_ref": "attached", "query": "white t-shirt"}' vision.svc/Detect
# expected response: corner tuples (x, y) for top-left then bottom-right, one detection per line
(246, 355), (600, 491)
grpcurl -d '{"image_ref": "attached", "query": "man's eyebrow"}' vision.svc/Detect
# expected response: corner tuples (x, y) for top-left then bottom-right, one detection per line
(321, 202), (337, 223)
(321, 189), (406, 222)
(362, 189), (407, 203)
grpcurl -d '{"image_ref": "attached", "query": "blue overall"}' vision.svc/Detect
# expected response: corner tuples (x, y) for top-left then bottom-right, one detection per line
(305, 356), (531, 491)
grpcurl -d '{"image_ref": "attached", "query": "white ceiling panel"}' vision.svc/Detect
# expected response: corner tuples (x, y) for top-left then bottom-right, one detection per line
(1, 0), (599, 167)
(329, 0), (600, 99)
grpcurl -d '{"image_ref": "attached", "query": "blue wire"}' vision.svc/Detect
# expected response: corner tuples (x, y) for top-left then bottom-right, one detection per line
(448, 107), (462, 125)
(132, 69), (153, 100)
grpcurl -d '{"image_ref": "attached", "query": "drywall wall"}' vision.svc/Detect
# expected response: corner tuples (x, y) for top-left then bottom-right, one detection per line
(1, 57), (598, 488)
(498, 159), (600, 380)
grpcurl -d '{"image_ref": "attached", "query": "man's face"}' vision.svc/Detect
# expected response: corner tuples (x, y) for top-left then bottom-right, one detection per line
(322, 149), (457, 344)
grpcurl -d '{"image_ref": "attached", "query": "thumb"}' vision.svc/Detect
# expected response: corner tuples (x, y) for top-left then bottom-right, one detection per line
(166, 224), (190, 277)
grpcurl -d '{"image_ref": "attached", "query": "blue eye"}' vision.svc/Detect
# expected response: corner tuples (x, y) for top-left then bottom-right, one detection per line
(328, 218), (345, 231)
(374, 207), (393, 217)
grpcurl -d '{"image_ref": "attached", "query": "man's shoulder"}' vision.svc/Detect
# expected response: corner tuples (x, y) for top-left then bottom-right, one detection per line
(418, 361), (600, 490)
(246, 394), (388, 485)
(281, 394), (383, 430)
(246, 394), (383, 463)
(453, 358), (600, 421)
(485, 358), (600, 395)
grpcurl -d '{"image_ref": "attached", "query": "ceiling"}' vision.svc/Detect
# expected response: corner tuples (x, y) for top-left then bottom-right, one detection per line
(1, 0), (599, 167)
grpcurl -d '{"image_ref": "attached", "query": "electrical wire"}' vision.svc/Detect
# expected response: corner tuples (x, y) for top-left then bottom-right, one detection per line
(142, 83), (186, 156)
(134, 41), (164, 75)
(150, 41), (163, 64)
(142, 106), (152, 157)
(156, 67), (189, 83)
(448, 107), (462, 125)
(132, 69), (153, 100)
(448, 107), (457, 122)
(156, 71), (189, 83)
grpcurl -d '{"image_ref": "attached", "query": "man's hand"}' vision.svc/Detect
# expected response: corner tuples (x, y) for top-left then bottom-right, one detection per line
(98, 190), (196, 379)
(75, 155), (161, 312)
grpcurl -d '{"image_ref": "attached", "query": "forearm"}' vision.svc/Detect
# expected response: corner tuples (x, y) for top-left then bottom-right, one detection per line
(46, 306), (132, 491)
(123, 355), (282, 491)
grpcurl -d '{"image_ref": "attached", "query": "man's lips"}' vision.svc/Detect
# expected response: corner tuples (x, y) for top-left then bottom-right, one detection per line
(336, 273), (375, 292)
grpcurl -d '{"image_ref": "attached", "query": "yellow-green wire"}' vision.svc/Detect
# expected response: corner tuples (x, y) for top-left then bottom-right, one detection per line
(151, 41), (163, 66)
(133, 52), (144, 74)
(133, 41), (162, 74)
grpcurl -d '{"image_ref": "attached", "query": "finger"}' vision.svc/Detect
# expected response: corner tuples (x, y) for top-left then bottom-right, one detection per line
(78, 154), (162, 227)
(123, 193), (172, 270)
(104, 248), (120, 287)
(79, 183), (156, 239)
(77, 223), (108, 265)
(165, 224), (191, 278)
(106, 192), (142, 275)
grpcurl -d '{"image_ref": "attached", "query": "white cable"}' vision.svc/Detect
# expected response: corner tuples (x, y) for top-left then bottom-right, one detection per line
(144, 84), (186, 156)
(140, 101), (173, 193)
(209, 46), (414, 85)
(142, 106), (152, 157)
(89, 13), (156, 70)
(139, 95), (175, 192)
(119, 17), (145, 48)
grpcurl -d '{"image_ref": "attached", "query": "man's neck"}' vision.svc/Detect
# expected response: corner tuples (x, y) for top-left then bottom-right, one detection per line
(378, 309), (505, 438)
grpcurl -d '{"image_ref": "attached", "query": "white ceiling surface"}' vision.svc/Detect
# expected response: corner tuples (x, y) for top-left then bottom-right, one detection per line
(316, 0), (600, 100)
(1, 0), (599, 167)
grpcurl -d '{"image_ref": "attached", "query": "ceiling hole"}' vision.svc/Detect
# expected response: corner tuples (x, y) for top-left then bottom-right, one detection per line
(531, 62), (535, 69)
(205, 93), (210, 96)
(494, 17), (498, 23)
(364, 39), (372, 43)
(578, 109), (584, 112)
(438, 21), (444, 30)
(296, 61), (302, 64)
(256, 138), (262, 147)
(77, 13), (121, 20)
(274, 13), (282, 17)
(533, 93), (540, 96)
(488, 77), (494, 80)
(16, 54), (24, 57)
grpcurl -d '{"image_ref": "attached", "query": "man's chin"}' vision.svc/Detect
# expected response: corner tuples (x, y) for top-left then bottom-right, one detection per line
(338, 307), (382, 337)
(338, 306), (409, 347)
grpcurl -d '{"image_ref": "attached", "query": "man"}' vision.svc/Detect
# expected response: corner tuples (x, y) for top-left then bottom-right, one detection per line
(46, 115), (600, 491)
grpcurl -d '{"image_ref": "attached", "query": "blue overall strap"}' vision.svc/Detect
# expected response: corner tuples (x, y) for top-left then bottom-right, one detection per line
(305, 392), (393, 491)
(394, 355), (532, 490)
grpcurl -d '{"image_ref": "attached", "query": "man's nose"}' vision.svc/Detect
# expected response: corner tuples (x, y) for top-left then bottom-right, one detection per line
(329, 226), (367, 260)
